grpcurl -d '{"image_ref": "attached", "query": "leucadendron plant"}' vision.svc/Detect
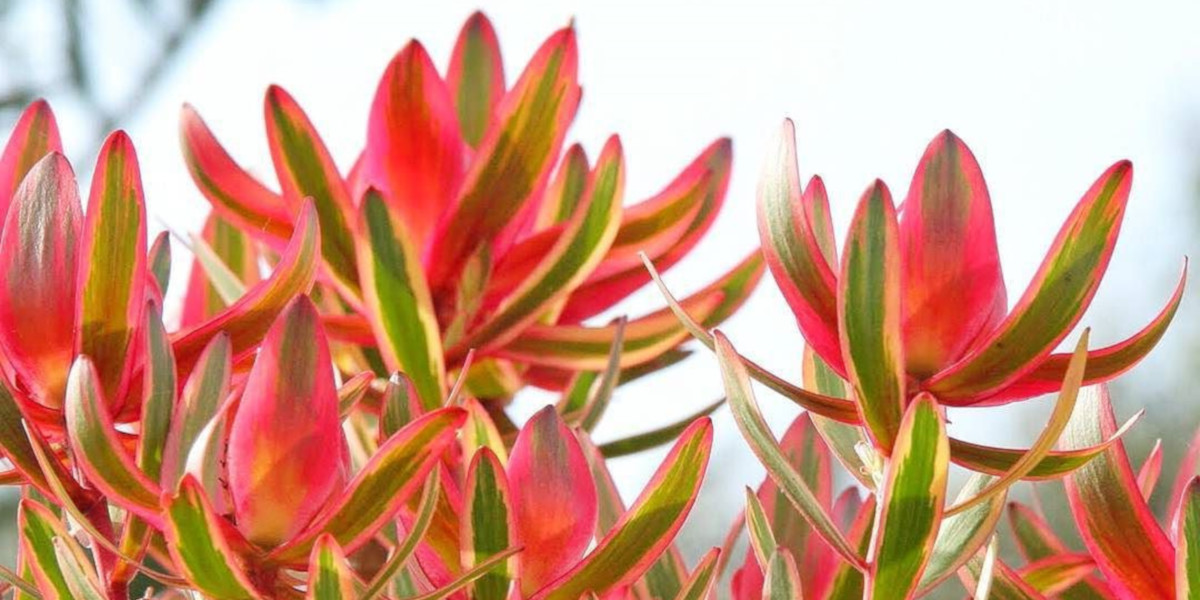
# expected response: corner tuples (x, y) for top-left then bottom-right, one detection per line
(178, 11), (761, 433)
(645, 122), (1185, 598)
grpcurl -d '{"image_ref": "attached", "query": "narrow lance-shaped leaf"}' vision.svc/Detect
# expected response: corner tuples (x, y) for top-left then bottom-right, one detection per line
(839, 179), (906, 452)
(714, 331), (865, 570)
(427, 26), (580, 291)
(179, 105), (293, 244)
(976, 262), (1186, 404)
(598, 397), (725, 459)
(535, 144), (589, 230)
(867, 393), (949, 600)
(160, 333), (230, 491)
(148, 231), (172, 296)
(1138, 440), (1163, 502)
(562, 138), (734, 321)
(508, 406), (597, 596)
(1062, 385), (1174, 598)
(356, 189), (446, 411)
(0, 100), (62, 218)
(78, 131), (147, 402)
(162, 476), (262, 600)
(361, 470), (441, 600)
(757, 119), (841, 374)
(64, 357), (163, 525)
(447, 11), (505, 148)
(744, 488), (778, 569)
(529, 418), (713, 600)
(0, 153), (80, 408)
(930, 161), (1134, 401)
(672, 548), (721, 600)
(462, 448), (515, 600)
(365, 41), (464, 248)
(265, 85), (359, 296)
(19, 499), (75, 600)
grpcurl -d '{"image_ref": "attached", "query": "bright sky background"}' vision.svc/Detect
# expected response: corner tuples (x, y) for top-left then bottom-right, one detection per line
(10, 0), (1200, 571)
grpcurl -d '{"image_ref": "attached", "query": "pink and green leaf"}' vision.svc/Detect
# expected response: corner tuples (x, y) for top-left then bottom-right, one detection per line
(529, 418), (712, 600)
(19, 499), (76, 600)
(226, 296), (344, 548)
(534, 144), (589, 230)
(307, 536), (359, 600)
(179, 104), (293, 244)
(672, 548), (721, 600)
(598, 397), (725, 459)
(0, 100), (62, 219)
(946, 332), (1090, 516)
(268, 407), (466, 563)
(462, 448), (516, 600)
(160, 333), (231, 491)
(357, 189), (445, 410)
(426, 26), (580, 291)
(447, 12), (505, 149)
(929, 161), (1134, 402)
(1018, 555), (1098, 597)
(264, 85), (359, 296)
(181, 214), (262, 328)
(77, 131), (147, 404)
(137, 303), (176, 484)
(0, 153), (80, 408)
(715, 331), (866, 569)
(839, 180), (906, 452)
(507, 406), (597, 595)
(365, 41), (464, 248)
(1062, 385), (1174, 598)
(975, 263), (1186, 405)
(64, 357), (163, 525)
(757, 120), (842, 375)
(162, 476), (262, 600)
(361, 470), (441, 600)
(899, 131), (1006, 377)
(867, 393), (949, 599)
(148, 231), (171, 296)
(1138, 439), (1163, 502)
(762, 551), (802, 600)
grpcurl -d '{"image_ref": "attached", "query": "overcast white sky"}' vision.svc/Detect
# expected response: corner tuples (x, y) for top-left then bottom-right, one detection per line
(12, 0), (1200, 566)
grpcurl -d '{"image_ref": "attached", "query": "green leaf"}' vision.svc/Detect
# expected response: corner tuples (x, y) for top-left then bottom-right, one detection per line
(161, 333), (231, 491)
(162, 476), (262, 600)
(743, 487), (777, 569)
(802, 347), (873, 489)
(18, 500), (74, 600)
(714, 331), (865, 570)
(671, 548), (720, 600)
(868, 393), (949, 600)
(137, 303), (176, 482)
(838, 179), (905, 452)
(307, 536), (360, 600)
(188, 230), (248, 304)
(578, 317), (625, 432)
(462, 449), (515, 600)
(411, 547), (524, 600)
(356, 189), (445, 411)
(762, 550), (802, 600)
(598, 398), (724, 458)
(64, 357), (162, 524)
(52, 539), (105, 600)
(148, 231), (171, 295)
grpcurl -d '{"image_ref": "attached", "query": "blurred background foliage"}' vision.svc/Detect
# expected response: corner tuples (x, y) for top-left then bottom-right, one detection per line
(1, 1), (1198, 597)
